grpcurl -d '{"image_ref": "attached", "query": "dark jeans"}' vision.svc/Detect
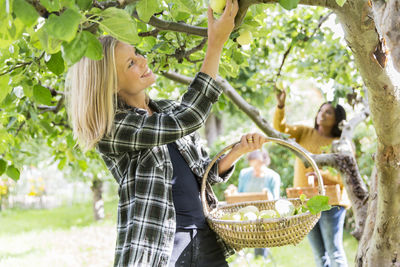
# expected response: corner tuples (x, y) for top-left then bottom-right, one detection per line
(308, 206), (348, 267)
(169, 226), (229, 267)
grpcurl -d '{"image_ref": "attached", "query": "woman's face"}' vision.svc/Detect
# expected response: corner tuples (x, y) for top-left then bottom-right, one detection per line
(316, 103), (336, 128)
(115, 42), (156, 97)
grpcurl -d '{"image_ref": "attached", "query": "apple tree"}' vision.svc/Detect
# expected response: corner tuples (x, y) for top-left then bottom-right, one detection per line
(0, 0), (399, 265)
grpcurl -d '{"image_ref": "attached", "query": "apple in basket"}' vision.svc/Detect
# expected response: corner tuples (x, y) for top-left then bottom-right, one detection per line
(220, 212), (241, 221)
(238, 205), (259, 217)
(274, 199), (295, 217)
(242, 211), (258, 221)
(259, 209), (278, 219)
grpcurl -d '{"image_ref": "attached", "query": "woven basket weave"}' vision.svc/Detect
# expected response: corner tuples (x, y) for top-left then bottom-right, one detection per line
(200, 137), (325, 250)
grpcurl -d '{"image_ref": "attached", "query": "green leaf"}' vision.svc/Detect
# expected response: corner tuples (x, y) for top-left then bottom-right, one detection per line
(173, 0), (196, 14)
(83, 31), (103, 60)
(0, 75), (11, 103)
(0, 17), (25, 48)
(299, 193), (307, 202)
(0, 159), (6, 175)
(76, 0), (91, 10)
(58, 157), (67, 170)
(100, 7), (140, 44)
(136, 0), (160, 22)
(279, 0), (299, 10)
(33, 84), (52, 105)
(12, 0), (39, 26)
(45, 51), (65, 75)
(61, 31), (88, 65)
(307, 195), (331, 215)
(78, 160), (88, 171)
(22, 84), (33, 98)
(45, 8), (81, 42)
(39, 120), (53, 134)
(35, 27), (63, 54)
(335, 0), (346, 7)
(6, 165), (20, 181)
(40, 0), (62, 12)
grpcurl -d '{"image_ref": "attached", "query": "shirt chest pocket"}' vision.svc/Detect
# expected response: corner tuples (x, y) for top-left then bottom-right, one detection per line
(139, 146), (165, 168)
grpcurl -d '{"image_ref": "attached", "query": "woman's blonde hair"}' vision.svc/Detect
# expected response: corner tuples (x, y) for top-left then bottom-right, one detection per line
(66, 35), (119, 151)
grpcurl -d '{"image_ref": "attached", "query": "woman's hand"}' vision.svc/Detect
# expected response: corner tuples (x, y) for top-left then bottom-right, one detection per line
(218, 133), (267, 175)
(231, 133), (267, 156)
(207, 0), (239, 49)
(200, 0), (238, 79)
(276, 89), (286, 108)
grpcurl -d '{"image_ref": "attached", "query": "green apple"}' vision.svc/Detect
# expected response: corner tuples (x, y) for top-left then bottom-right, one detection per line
(237, 30), (252, 46)
(220, 213), (233, 220)
(238, 205), (259, 217)
(210, 0), (226, 13)
(274, 199), (295, 217)
(231, 212), (242, 221)
(259, 209), (278, 219)
(242, 211), (258, 221)
(221, 212), (241, 220)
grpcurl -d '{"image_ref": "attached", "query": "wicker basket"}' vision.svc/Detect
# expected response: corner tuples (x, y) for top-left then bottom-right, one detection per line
(201, 137), (325, 250)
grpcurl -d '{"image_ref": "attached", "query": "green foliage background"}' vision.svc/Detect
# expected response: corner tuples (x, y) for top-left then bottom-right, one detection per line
(0, 0), (374, 210)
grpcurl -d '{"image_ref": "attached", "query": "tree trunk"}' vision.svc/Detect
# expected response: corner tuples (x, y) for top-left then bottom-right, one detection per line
(335, 0), (400, 265)
(205, 113), (223, 146)
(91, 177), (104, 221)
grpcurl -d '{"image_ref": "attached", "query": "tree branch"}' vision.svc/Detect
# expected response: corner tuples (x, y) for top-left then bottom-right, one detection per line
(37, 96), (65, 114)
(138, 29), (160, 37)
(0, 52), (44, 77)
(132, 11), (208, 37)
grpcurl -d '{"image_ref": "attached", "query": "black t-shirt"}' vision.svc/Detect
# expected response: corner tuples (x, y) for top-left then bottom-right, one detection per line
(167, 142), (207, 229)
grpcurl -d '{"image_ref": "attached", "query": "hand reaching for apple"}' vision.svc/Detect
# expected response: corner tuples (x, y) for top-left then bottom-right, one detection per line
(276, 89), (286, 108)
(207, 0), (239, 49)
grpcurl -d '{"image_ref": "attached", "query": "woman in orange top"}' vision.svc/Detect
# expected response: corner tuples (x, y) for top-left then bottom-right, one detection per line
(274, 90), (349, 267)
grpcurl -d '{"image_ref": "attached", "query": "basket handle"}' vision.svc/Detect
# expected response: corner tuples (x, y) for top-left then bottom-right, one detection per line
(201, 137), (325, 217)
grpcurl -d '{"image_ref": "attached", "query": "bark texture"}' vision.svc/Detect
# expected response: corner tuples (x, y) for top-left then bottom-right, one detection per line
(91, 178), (105, 221)
(335, 0), (400, 265)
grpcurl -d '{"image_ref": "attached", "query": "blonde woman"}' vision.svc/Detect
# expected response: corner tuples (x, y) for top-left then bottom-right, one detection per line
(67, 1), (266, 266)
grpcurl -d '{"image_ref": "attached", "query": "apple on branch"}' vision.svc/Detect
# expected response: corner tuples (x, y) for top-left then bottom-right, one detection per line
(210, 0), (226, 13)
(237, 30), (252, 46)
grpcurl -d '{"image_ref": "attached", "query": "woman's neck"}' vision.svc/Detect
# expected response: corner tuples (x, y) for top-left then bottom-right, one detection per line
(317, 125), (333, 137)
(120, 92), (152, 114)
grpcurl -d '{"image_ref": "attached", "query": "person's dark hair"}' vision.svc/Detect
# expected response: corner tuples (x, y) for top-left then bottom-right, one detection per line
(314, 102), (346, 138)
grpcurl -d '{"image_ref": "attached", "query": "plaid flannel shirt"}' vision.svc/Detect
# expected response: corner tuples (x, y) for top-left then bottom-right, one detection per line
(97, 72), (235, 267)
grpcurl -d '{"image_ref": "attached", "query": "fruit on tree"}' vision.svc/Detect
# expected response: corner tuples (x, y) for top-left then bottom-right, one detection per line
(237, 30), (252, 46)
(210, 0), (226, 13)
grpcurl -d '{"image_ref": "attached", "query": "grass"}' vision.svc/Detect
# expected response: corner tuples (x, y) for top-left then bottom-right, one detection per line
(0, 199), (358, 267)
(228, 230), (358, 266)
(0, 199), (118, 236)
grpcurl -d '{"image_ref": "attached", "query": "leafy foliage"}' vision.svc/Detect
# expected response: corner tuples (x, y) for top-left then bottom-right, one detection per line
(0, 0), (368, 203)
